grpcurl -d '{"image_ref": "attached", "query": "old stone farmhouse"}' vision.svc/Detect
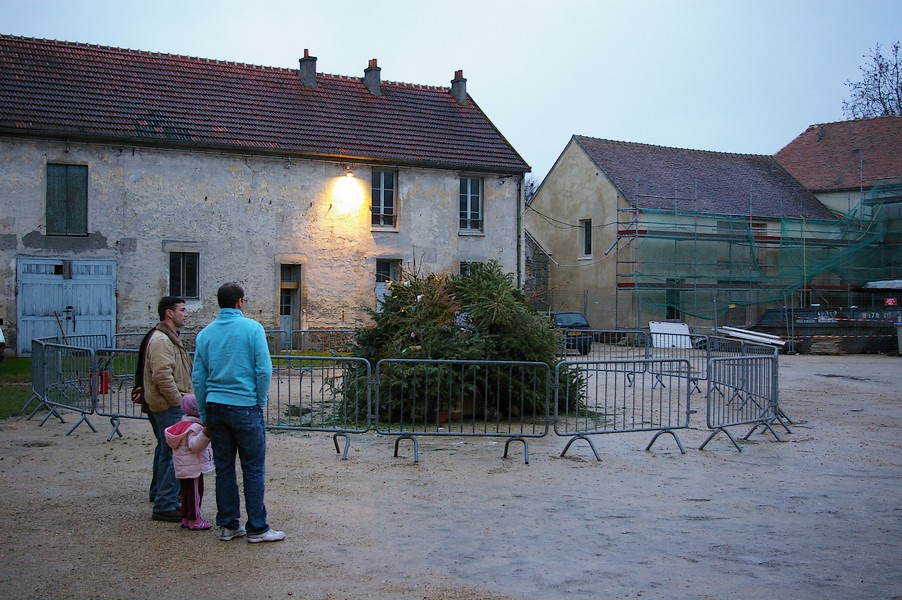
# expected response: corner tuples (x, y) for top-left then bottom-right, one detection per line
(0, 35), (530, 356)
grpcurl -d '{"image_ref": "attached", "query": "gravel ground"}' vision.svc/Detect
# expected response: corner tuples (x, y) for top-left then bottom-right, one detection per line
(0, 354), (900, 600)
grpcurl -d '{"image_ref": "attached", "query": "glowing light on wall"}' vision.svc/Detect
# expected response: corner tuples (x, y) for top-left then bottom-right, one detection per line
(330, 169), (365, 215)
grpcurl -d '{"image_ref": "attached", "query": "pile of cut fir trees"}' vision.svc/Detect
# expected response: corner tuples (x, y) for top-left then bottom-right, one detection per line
(341, 260), (582, 423)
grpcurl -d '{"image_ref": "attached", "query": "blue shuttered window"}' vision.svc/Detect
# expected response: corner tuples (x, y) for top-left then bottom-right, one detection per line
(46, 164), (88, 236)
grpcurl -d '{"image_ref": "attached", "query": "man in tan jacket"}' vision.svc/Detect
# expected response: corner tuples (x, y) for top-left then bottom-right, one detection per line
(145, 296), (193, 522)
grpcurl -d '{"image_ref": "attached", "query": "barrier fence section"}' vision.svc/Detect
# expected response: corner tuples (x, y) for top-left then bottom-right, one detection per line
(554, 358), (693, 460)
(34, 341), (98, 435)
(94, 348), (146, 440)
(265, 330), (291, 353)
(23, 335), (786, 460)
(111, 331), (197, 352)
(24, 338), (48, 415)
(374, 359), (551, 463)
(701, 352), (780, 452)
(266, 355), (371, 459)
(290, 329), (356, 354)
(557, 329), (649, 360)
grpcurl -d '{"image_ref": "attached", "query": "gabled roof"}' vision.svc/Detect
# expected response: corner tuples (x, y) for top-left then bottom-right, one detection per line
(573, 135), (834, 220)
(0, 35), (529, 173)
(774, 116), (902, 193)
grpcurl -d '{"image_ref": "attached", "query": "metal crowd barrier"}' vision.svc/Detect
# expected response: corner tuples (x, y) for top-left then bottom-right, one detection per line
(290, 329), (356, 354)
(700, 352), (781, 452)
(556, 329), (650, 360)
(31, 341), (98, 435)
(23, 333), (786, 460)
(373, 359), (551, 463)
(94, 348), (146, 440)
(22, 338), (48, 415)
(267, 355), (371, 459)
(111, 332), (147, 349)
(554, 358), (693, 460)
(111, 331), (196, 352)
(265, 330), (291, 353)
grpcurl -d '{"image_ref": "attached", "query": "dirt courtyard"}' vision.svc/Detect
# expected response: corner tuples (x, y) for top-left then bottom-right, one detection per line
(0, 354), (900, 599)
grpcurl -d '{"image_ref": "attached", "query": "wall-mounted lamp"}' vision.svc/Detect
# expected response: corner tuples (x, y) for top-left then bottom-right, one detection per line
(345, 165), (355, 178)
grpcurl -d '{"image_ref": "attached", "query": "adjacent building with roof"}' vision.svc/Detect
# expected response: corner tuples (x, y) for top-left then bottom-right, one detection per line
(0, 35), (529, 355)
(774, 116), (902, 326)
(775, 116), (902, 214)
(526, 135), (847, 330)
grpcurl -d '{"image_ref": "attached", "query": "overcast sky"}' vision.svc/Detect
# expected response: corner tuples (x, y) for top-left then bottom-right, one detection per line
(4, 0), (900, 179)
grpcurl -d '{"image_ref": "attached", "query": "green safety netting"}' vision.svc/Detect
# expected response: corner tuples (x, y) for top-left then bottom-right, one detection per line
(620, 180), (902, 321)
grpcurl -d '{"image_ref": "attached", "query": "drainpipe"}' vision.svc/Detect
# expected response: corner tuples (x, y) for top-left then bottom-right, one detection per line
(517, 174), (524, 288)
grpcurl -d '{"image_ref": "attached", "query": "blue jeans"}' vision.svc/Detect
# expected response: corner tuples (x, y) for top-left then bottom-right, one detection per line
(206, 403), (269, 535)
(148, 411), (161, 502)
(151, 405), (184, 512)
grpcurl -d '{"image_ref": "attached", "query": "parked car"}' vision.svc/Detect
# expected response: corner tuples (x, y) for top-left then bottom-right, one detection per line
(550, 311), (592, 355)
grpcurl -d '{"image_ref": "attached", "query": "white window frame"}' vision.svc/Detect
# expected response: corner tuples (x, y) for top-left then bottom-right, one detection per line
(459, 177), (483, 233)
(579, 219), (592, 257)
(371, 170), (397, 228)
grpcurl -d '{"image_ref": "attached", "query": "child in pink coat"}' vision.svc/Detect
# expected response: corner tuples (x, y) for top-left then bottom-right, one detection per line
(164, 394), (214, 530)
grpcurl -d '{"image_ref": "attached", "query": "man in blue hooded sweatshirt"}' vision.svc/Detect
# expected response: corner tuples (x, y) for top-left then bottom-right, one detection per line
(193, 282), (284, 543)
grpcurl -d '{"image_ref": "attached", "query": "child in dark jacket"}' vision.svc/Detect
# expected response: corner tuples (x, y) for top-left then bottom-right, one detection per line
(164, 394), (214, 530)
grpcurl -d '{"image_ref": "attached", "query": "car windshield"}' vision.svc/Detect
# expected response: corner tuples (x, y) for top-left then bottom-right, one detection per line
(553, 313), (589, 327)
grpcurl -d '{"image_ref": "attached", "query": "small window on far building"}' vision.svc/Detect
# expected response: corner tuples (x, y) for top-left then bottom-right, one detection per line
(375, 258), (402, 311)
(46, 163), (88, 236)
(169, 252), (199, 299)
(459, 261), (483, 276)
(579, 219), (592, 257)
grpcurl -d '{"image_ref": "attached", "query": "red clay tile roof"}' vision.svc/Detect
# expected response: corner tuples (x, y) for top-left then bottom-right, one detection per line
(0, 35), (529, 173)
(774, 117), (902, 192)
(574, 136), (834, 220)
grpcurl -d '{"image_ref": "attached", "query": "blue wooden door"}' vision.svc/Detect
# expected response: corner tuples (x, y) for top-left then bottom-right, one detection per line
(15, 257), (117, 355)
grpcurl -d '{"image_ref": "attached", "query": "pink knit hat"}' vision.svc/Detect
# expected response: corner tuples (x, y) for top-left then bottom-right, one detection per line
(180, 394), (198, 417)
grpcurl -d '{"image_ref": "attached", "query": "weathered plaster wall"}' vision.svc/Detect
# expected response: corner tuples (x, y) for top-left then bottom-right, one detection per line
(525, 140), (625, 329)
(1, 137), (521, 341)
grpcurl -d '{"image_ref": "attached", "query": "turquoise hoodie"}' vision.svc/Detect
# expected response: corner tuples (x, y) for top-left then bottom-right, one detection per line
(192, 308), (272, 423)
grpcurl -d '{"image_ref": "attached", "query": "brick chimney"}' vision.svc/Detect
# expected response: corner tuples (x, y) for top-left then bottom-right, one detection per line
(298, 49), (317, 88)
(451, 70), (467, 105)
(364, 58), (382, 96)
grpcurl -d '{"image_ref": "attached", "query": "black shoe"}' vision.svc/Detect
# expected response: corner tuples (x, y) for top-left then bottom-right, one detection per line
(152, 509), (182, 522)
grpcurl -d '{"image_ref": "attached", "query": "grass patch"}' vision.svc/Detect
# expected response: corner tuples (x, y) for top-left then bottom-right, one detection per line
(0, 358), (34, 419)
(0, 358), (32, 382)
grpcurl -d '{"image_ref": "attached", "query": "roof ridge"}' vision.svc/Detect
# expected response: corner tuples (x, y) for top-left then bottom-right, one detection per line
(575, 134), (768, 158)
(2, 34), (453, 89)
(0, 33), (529, 172)
(1, 33), (293, 73)
(802, 115), (902, 130)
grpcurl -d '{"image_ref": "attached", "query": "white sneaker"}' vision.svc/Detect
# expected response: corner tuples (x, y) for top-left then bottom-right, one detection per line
(247, 528), (286, 543)
(218, 526), (247, 541)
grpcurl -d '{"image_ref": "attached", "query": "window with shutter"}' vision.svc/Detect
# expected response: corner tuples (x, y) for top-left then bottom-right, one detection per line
(46, 164), (88, 236)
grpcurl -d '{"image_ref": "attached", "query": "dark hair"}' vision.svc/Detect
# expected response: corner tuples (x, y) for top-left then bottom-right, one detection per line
(217, 282), (245, 309)
(157, 296), (186, 320)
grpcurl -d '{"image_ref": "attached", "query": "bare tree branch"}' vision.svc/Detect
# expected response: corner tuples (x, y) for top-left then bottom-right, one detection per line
(842, 42), (902, 119)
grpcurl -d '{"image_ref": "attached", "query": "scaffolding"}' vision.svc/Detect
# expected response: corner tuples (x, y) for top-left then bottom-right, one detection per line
(614, 179), (902, 327)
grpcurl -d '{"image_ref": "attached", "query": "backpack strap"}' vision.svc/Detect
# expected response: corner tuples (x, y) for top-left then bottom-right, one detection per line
(132, 327), (158, 409)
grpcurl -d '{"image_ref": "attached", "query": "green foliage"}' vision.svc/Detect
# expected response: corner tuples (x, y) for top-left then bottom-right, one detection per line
(345, 260), (580, 420)
(352, 260), (559, 363)
(0, 358), (34, 419)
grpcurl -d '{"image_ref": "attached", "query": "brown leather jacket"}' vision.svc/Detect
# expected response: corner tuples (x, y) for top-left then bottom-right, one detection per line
(143, 324), (193, 413)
